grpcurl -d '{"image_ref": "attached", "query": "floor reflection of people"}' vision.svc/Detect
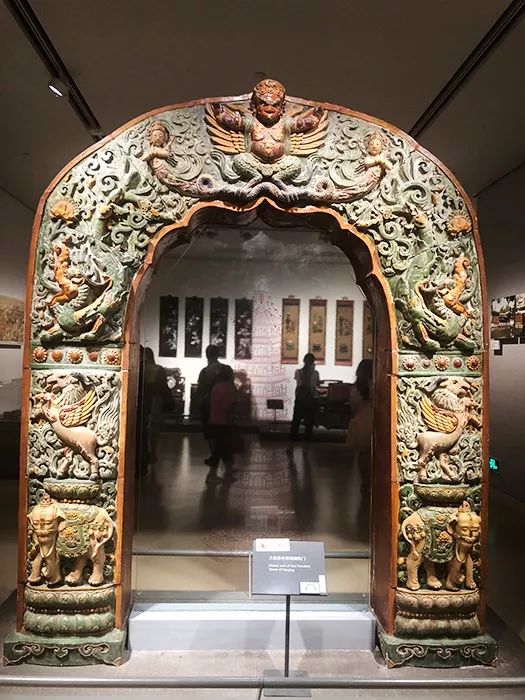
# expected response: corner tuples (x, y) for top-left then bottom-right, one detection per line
(290, 353), (320, 440)
(286, 446), (316, 532)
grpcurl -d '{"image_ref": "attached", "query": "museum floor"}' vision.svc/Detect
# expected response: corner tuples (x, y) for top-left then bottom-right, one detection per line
(1, 432), (525, 697)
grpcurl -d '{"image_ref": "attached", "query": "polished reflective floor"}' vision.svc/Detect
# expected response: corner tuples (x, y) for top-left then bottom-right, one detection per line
(133, 432), (370, 595)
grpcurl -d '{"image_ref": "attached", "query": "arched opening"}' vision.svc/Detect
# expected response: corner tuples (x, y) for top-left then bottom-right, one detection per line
(4, 81), (495, 669)
(127, 201), (393, 631)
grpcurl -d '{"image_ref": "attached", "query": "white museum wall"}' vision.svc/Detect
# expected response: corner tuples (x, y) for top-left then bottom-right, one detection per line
(140, 253), (366, 421)
(0, 188), (33, 414)
(478, 162), (525, 502)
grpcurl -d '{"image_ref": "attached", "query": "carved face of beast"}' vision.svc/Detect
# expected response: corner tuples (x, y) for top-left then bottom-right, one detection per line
(45, 372), (80, 392)
(437, 377), (471, 399)
(452, 510), (481, 546)
(251, 79), (285, 126)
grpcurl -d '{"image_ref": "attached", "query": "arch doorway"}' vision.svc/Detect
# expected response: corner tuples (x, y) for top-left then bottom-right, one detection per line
(4, 80), (495, 668)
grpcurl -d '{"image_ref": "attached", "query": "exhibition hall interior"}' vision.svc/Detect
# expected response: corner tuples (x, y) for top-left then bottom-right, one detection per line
(0, 1), (524, 698)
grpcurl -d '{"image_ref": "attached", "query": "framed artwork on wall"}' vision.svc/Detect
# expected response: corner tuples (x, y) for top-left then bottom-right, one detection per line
(362, 300), (374, 360)
(515, 294), (525, 338)
(335, 299), (354, 365)
(0, 294), (24, 346)
(281, 297), (300, 364)
(234, 298), (253, 359)
(185, 296), (204, 357)
(308, 299), (326, 363)
(209, 297), (228, 357)
(490, 296), (516, 340)
(158, 295), (179, 357)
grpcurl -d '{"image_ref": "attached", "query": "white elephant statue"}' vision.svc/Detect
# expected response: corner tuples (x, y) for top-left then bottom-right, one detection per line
(401, 501), (480, 591)
(27, 496), (114, 587)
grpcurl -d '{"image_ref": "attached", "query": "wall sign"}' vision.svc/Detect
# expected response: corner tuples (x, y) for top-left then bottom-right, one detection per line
(281, 297), (300, 364)
(308, 299), (326, 363)
(488, 457), (500, 472)
(251, 539), (327, 596)
(184, 296), (204, 357)
(158, 295), (179, 357)
(235, 297), (253, 359)
(209, 297), (228, 357)
(335, 299), (353, 365)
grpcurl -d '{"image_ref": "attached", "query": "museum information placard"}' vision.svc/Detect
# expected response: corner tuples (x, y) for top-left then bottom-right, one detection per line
(251, 539), (327, 596)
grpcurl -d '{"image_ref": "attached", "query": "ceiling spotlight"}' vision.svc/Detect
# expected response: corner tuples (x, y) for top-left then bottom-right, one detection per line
(48, 77), (69, 98)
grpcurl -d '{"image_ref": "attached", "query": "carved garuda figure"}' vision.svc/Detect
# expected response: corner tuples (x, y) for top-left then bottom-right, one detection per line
(206, 79), (327, 191)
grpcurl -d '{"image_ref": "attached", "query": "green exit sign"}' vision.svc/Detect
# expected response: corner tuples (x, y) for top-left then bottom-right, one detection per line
(489, 457), (500, 472)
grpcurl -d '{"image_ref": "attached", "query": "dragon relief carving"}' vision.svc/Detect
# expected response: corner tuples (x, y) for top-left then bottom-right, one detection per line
(394, 212), (479, 353)
(397, 377), (482, 484)
(31, 141), (193, 344)
(29, 371), (120, 481)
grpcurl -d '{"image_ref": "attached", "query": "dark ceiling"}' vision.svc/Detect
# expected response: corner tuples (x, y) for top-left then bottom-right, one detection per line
(1, 0), (524, 210)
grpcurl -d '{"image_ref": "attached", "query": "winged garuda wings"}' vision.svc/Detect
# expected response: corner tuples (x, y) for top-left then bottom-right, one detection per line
(205, 104), (246, 154)
(289, 110), (328, 157)
(58, 389), (96, 428)
(420, 395), (458, 434)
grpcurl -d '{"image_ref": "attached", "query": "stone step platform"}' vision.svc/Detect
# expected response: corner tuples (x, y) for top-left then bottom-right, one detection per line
(129, 596), (375, 652)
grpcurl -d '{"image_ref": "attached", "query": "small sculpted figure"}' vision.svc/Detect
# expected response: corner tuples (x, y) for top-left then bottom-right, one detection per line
(207, 79), (327, 190)
(440, 255), (472, 318)
(142, 120), (176, 181)
(445, 501), (481, 591)
(48, 238), (85, 307)
(27, 493), (64, 586)
(358, 131), (393, 186)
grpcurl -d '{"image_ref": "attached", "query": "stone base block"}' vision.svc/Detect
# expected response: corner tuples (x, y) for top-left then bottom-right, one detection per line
(378, 628), (497, 668)
(3, 628), (126, 666)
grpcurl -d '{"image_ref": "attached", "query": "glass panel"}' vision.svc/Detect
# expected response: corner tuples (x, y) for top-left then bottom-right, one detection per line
(133, 223), (372, 603)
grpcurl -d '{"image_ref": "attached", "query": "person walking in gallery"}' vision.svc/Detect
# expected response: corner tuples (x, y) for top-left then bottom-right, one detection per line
(205, 364), (240, 483)
(197, 344), (225, 453)
(139, 346), (173, 468)
(346, 359), (373, 490)
(290, 352), (320, 441)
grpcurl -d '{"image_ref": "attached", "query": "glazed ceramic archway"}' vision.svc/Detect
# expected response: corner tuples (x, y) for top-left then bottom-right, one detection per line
(4, 80), (496, 668)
